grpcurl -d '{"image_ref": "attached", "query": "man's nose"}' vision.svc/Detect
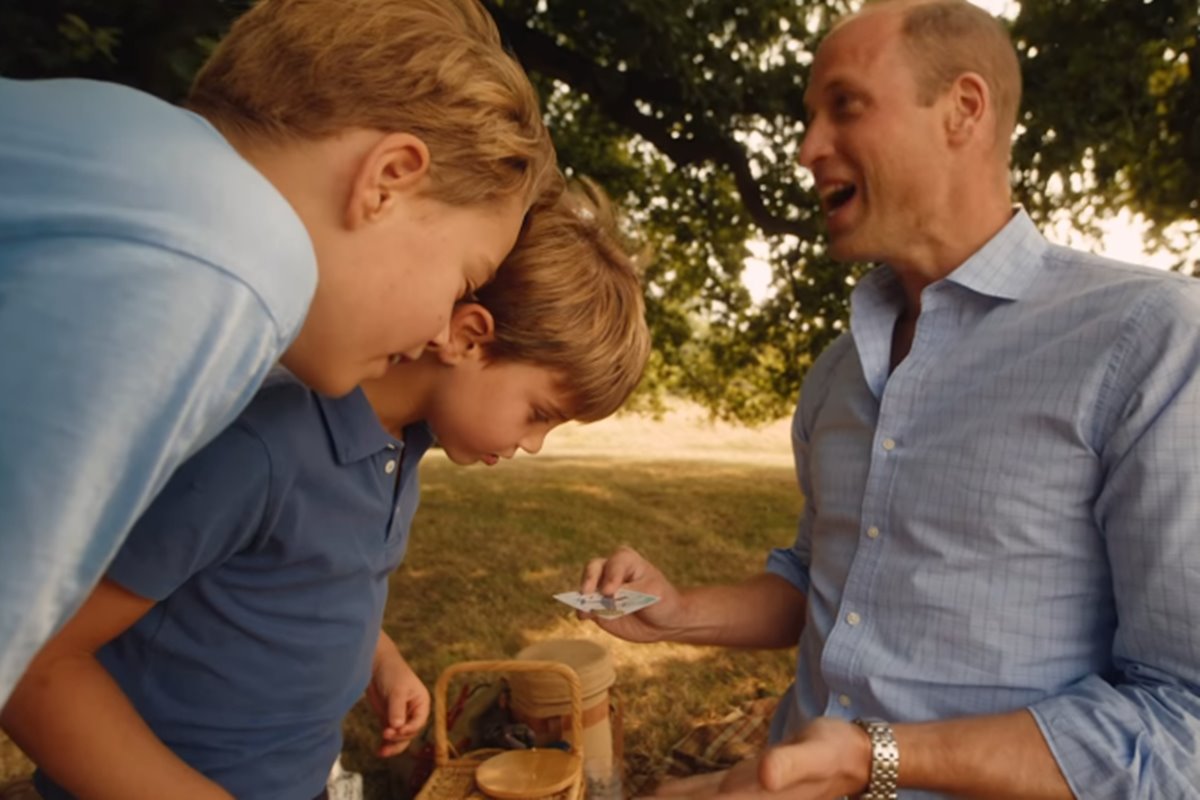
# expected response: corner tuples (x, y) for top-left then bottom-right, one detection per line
(797, 116), (830, 171)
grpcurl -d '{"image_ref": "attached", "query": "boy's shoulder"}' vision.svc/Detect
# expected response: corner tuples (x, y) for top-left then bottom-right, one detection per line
(0, 78), (315, 331)
(235, 370), (400, 473)
(236, 369), (324, 439)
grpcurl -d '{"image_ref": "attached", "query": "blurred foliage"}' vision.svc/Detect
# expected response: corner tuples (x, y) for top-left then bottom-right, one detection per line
(2, 0), (1196, 423)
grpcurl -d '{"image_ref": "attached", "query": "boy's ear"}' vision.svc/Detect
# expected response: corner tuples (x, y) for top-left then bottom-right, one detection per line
(345, 132), (431, 229)
(434, 304), (496, 365)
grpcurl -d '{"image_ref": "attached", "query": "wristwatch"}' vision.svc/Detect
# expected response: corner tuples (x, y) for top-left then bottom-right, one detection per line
(852, 718), (899, 800)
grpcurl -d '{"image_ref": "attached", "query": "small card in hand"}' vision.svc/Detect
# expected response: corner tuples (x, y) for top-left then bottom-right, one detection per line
(554, 588), (660, 619)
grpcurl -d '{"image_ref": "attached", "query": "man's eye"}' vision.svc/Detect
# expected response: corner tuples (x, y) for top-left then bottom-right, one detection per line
(833, 94), (861, 116)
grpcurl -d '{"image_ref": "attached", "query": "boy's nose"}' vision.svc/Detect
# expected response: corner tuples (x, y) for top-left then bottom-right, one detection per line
(427, 321), (452, 350)
(520, 431), (547, 455)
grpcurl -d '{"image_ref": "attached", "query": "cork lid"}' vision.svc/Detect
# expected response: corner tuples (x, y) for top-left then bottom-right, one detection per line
(509, 639), (616, 715)
(475, 749), (582, 799)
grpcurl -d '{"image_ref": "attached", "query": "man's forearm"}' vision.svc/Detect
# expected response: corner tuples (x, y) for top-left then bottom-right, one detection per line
(894, 709), (1072, 800)
(674, 573), (806, 649)
(1, 653), (232, 800)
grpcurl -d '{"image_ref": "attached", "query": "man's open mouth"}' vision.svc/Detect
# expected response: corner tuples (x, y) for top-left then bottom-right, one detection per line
(822, 182), (858, 213)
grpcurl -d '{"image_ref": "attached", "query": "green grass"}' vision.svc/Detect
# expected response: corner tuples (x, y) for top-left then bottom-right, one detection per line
(342, 452), (800, 797)
(1, 409), (803, 796)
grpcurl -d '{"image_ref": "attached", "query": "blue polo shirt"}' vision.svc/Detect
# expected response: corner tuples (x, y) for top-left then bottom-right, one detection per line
(0, 77), (316, 702)
(35, 371), (432, 800)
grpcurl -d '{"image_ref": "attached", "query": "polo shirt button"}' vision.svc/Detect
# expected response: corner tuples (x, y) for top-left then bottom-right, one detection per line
(385, 459), (397, 474)
(838, 694), (852, 708)
(881, 437), (896, 451)
(846, 612), (861, 626)
(866, 526), (880, 539)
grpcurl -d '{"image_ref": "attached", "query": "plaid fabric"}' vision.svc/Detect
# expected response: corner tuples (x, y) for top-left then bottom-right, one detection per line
(631, 697), (778, 795)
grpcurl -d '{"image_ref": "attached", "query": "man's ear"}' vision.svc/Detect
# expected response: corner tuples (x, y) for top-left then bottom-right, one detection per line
(944, 71), (989, 149)
(434, 304), (496, 365)
(344, 132), (431, 229)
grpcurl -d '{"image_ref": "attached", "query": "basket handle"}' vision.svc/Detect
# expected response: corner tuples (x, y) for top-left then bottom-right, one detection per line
(433, 659), (585, 765)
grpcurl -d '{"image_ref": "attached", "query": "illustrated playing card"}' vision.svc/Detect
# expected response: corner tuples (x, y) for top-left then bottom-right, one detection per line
(553, 588), (660, 619)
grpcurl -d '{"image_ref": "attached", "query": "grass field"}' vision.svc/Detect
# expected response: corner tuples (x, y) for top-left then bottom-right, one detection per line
(1, 406), (803, 796)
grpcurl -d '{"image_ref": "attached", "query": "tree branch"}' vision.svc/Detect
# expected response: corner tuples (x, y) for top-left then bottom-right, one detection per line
(485, 1), (809, 238)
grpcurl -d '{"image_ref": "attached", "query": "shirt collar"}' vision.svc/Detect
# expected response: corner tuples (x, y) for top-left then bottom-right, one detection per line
(940, 207), (1047, 301)
(314, 388), (401, 465)
(848, 208), (1047, 399)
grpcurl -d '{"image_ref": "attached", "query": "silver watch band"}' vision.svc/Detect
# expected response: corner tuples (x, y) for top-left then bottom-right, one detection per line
(852, 719), (899, 800)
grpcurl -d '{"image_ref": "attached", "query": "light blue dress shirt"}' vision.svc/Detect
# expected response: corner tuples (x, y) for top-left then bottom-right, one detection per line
(767, 211), (1200, 798)
(0, 79), (316, 703)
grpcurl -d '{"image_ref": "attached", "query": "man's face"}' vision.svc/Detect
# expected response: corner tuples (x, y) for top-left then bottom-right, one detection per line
(283, 192), (525, 397)
(797, 10), (951, 265)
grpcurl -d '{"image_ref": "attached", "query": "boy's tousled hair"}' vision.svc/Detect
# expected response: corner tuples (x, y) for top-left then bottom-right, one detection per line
(474, 178), (651, 423)
(187, 0), (557, 205)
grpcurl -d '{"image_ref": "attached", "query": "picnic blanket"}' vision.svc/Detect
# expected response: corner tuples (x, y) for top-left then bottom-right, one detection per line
(629, 696), (778, 796)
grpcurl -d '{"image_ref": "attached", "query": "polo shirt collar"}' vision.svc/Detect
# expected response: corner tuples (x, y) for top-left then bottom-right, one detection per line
(314, 388), (400, 465)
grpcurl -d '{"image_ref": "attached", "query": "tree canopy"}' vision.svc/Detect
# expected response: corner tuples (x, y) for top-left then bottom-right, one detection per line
(3, 0), (1196, 422)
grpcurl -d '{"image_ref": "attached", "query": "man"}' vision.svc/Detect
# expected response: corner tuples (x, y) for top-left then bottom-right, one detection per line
(580, 1), (1200, 797)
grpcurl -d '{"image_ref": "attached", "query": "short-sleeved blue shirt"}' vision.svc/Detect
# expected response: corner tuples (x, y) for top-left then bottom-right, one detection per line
(35, 371), (432, 800)
(0, 78), (317, 702)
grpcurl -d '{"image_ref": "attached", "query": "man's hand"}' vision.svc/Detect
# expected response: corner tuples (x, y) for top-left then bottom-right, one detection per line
(367, 637), (430, 757)
(651, 718), (870, 799)
(579, 546), (686, 643)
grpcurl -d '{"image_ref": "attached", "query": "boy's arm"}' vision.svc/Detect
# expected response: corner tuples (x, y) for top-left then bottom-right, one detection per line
(366, 632), (430, 757)
(0, 579), (234, 800)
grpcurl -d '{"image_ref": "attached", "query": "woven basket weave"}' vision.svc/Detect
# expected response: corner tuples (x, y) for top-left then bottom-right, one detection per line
(414, 660), (585, 800)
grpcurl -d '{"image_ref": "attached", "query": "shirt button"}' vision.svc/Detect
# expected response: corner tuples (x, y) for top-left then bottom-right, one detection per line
(846, 612), (861, 626)
(838, 694), (852, 708)
(866, 526), (880, 539)
(384, 459), (397, 474)
(881, 437), (896, 451)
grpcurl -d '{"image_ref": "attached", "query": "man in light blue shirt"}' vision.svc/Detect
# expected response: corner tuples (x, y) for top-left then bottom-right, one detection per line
(578, 1), (1200, 797)
(0, 0), (558, 707)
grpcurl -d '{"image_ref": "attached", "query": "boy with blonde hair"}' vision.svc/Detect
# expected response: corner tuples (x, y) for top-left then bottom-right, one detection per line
(2, 183), (649, 800)
(0, 0), (557, 703)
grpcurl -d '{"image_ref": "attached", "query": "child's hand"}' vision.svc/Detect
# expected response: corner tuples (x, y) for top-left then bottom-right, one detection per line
(367, 643), (431, 757)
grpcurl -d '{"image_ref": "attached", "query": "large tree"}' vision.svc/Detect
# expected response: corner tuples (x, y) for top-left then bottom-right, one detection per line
(3, 0), (1196, 422)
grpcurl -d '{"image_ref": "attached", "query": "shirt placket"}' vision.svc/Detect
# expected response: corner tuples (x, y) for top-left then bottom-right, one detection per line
(821, 290), (951, 718)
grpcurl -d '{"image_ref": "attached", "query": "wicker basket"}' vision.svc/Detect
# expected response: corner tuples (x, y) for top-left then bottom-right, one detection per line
(414, 660), (585, 800)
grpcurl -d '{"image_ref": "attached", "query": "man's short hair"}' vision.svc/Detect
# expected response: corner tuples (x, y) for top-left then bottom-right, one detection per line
(188, 0), (556, 206)
(474, 178), (651, 422)
(865, 0), (1022, 149)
